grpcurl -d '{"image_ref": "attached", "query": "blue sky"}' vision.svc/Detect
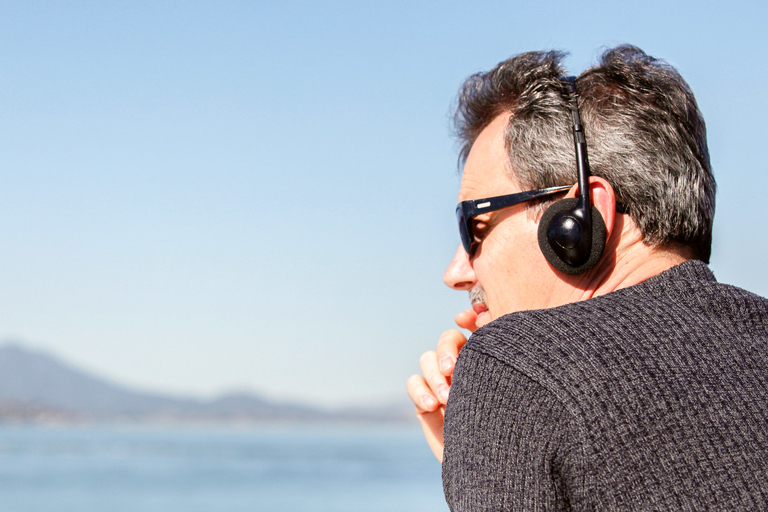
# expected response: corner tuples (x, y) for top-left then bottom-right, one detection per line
(1, 0), (767, 406)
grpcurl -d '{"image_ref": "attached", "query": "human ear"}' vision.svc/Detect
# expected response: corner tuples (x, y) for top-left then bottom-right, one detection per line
(587, 176), (617, 241)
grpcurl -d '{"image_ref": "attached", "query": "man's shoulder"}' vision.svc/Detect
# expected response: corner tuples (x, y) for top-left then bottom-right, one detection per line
(462, 259), (768, 411)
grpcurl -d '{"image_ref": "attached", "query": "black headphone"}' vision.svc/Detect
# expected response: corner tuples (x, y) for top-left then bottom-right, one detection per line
(537, 77), (607, 275)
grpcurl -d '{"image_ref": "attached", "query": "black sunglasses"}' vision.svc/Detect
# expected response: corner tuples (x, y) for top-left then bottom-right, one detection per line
(456, 185), (572, 257)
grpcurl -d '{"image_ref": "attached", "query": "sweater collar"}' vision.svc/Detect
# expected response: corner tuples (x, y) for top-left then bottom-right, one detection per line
(646, 259), (716, 284)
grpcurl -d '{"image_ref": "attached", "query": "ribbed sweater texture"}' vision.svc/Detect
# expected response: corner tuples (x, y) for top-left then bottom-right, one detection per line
(442, 261), (768, 511)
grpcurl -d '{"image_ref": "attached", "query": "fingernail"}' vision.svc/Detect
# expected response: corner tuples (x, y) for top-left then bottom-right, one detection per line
(439, 355), (455, 373)
(437, 384), (450, 403)
(423, 395), (437, 409)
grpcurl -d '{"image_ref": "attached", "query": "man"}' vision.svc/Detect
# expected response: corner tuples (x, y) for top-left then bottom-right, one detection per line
(407, 45), (768, 510)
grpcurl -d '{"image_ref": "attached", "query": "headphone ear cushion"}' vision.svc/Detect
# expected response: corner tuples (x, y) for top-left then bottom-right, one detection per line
(537, 198), (607, 275)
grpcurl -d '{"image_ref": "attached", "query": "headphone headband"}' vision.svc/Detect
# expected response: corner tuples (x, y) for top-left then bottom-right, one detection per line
(562, 76), (592, 214)
(536, 76), (606, 274)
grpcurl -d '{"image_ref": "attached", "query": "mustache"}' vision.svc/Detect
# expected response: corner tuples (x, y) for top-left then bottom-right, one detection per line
(469, 284), (487, 306)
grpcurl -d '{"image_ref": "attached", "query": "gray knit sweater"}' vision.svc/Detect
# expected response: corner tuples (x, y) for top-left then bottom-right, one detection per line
(442, 261), (768, 511)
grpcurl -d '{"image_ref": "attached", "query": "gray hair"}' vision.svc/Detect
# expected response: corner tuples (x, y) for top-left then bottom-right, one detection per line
(453, 45), (715, 262)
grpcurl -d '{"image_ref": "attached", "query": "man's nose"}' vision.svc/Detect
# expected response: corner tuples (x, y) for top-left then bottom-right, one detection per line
(443, 245), (477, 290)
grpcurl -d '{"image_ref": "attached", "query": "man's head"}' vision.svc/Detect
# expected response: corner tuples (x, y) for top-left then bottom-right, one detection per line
(444, 45), (715, 324)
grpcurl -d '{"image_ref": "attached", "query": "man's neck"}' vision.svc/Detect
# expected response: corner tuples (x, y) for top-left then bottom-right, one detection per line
(561, 226), (693, 304)
(591, 247), (691, 298)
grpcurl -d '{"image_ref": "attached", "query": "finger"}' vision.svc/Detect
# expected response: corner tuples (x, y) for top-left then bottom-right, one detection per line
(416, 406), (445, 463)
(455, 308), (479, 332)
(436, 329), (467, 377)
(406, 374), (440, 413)
(419, 350), (451, 404)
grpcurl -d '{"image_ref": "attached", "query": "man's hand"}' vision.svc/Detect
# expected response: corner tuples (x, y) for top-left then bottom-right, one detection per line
(407, 308), (479, 462)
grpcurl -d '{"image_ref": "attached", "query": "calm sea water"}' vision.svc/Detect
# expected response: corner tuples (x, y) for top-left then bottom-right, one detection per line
(0, 423), (447, 512)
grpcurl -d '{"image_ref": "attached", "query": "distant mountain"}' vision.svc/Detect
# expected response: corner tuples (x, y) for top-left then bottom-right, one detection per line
(0, 343), (412, 424)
